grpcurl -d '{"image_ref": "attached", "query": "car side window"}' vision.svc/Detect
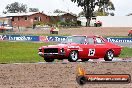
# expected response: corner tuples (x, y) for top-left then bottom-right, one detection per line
(86, 38), (94, 44)
(95, 37), (105, 44)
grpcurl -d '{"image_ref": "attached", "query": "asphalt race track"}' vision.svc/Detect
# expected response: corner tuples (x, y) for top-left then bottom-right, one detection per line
(114, 42), (132, 48)
(37, 58), (132, 64)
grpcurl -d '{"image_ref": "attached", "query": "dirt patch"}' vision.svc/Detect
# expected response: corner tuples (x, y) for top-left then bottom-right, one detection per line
(59, 27), (131, 36)
(0, 62), (131, 88)
(11, 27), (131, 36)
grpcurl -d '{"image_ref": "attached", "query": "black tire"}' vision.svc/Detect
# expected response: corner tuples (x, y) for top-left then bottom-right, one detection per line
(44, 57), (54, 62)
(76, 76), (87, 85)
(81, 59), (89, 62)
(104, 50), (114, 61)
(68, 51), (78, 62)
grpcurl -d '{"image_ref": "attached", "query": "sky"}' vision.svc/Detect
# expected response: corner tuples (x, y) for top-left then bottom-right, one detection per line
(0, 0), (132, 16)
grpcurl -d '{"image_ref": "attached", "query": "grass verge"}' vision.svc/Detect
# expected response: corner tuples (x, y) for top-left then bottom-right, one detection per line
(0, 41), (52, 64)
(0, 41), (131, 63)
(119, 47), (132, 58)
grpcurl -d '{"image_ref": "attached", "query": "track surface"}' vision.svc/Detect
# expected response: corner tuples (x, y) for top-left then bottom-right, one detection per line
(37, 58), (132, 64)
(114, 42), (132, 48)
(0, 62), (132, 88)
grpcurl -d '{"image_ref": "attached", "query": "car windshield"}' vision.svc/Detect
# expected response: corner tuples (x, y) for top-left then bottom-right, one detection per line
(61, 36), (86, 44)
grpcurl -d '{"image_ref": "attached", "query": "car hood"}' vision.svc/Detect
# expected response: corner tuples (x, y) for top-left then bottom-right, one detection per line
(41, 43), (80, 49)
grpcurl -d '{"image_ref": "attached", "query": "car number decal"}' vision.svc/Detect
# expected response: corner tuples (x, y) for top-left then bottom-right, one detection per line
(88, 49), (95, 56)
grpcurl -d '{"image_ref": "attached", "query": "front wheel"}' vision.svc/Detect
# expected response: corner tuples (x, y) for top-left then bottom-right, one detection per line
(44, 57), (54, 62)
(68, 51), (78, 62)
(104, 50), (114, 61)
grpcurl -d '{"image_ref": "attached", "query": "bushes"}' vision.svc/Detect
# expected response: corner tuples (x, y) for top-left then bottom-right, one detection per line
(34, 22), (44, 26)
(34, 22), (52, 26)
(32, 21), (78, 28)
(57, 21), (77, 27)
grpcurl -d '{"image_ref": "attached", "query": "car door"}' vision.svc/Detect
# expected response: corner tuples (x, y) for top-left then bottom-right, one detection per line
(86, 37), (98, 58)
(94, 37), (108, 58)
(79, 37), (98, 59)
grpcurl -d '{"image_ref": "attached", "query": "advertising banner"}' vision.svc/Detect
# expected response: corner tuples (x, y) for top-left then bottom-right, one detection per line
(0, 35), (7, 40)
(1, 35), (132, 43)
(106, 38), (132, 43)
(47, 36), (67, 42)
(5, 35), (39, 41)
(39, 36), (49, 42)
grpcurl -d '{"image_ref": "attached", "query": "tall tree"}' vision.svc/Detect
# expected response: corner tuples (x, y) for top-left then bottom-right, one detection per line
(5, 2), (27, 13)
(71, 0), (114, 26)
(29, 8), (39, 12)
(78, 11), (85, 17)
(97, 0), (115, 16)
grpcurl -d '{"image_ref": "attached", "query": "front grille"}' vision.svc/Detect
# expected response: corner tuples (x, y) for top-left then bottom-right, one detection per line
(44, 48), (58, 53)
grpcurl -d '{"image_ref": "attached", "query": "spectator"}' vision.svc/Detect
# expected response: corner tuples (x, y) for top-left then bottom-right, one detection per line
(33, 24), (36, 29)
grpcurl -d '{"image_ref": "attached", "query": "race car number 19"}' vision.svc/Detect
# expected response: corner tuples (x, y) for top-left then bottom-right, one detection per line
(88, 49), (95, 56)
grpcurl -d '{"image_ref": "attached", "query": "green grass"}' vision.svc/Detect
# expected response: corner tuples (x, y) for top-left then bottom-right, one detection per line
(0, 41), (51, 63)
(0, 41), (132, 63)
(119, 47), (132, 58)
(1, 32), (131, 38)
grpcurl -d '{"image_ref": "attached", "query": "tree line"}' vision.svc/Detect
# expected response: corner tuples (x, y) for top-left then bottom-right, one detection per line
(3, 2), (39, 13)
(71, 0), (115, 26)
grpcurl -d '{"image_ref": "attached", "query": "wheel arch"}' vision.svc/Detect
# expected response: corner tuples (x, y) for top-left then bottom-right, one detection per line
(105, 49), (114, 56)
(69, 50), (79, 56)
(107, 49), (114, 53)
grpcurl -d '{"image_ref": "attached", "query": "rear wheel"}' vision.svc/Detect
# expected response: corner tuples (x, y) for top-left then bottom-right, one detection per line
(81, 59), (89, 62)
(104, 50), (114, 61)
(68, 51), (78, 62)
(44, 57), (54, 62)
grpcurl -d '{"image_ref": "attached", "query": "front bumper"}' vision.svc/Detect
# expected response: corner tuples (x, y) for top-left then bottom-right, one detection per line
(38, 52), (66, 58)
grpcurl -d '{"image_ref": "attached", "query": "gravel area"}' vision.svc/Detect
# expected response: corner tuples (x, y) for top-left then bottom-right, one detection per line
(11, 27), (131, 36)
(0, 62), (132, 88)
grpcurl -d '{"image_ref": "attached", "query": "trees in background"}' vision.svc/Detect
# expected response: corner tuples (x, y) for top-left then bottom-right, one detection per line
(4, 2), (39, 13)
(29, 8), (39, 12)
(94, 0), (115, 16)
(78, 11), (85, 17)
(71, 0), (115, 26)
(5, 2), (27, 13)
(54, 9), (66, 13)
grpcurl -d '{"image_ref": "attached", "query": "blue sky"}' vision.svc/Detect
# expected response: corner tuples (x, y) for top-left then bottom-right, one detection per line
(0, 0), (132, 16)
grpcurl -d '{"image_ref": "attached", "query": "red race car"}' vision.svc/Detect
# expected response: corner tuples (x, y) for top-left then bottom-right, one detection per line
(38, 35), (122, 62)
(128, 29), (132, 36)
